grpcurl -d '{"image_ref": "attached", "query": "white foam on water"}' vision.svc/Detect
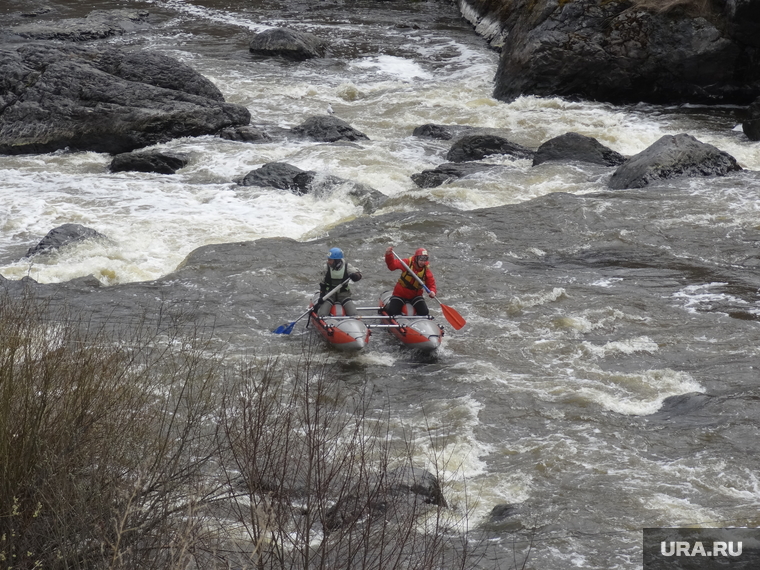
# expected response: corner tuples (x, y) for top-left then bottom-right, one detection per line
(349, 55), (433, 82)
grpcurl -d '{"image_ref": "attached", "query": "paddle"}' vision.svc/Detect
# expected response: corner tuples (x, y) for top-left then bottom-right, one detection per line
(273, 278), (351, 334)
(391, 250), (466, 330)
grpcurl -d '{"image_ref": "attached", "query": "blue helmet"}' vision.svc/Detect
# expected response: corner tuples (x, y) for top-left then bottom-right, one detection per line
(328, 247), (344, 260)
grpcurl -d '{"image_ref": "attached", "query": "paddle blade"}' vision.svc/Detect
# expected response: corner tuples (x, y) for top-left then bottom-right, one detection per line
(440, 304), (466, 330)
(273, 321), (296, 335)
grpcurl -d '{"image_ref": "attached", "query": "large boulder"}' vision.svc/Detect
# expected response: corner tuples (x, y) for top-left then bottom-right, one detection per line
(475, 0), (760, 105)
(249, 27), (327, 61)
(608, 133), (742, 189)
(0, 43), (251, 155)
(533, 132), (626, 167)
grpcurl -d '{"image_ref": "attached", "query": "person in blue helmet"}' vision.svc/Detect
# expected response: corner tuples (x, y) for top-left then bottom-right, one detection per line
(316, 247), (362, 317)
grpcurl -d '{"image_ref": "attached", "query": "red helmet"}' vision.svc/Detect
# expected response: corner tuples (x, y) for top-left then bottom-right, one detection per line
(414, 248), (429, 267)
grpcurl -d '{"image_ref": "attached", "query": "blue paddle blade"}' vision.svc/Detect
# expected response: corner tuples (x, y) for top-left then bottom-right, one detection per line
(273, 321), (296, 335)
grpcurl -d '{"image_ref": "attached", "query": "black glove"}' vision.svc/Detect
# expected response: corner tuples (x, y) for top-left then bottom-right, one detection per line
(315, 296), (324, 308)
(349, 272), (361, 282)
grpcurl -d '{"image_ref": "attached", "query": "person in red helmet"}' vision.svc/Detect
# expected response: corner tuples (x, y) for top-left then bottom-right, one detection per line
(384, 246), (436, 316)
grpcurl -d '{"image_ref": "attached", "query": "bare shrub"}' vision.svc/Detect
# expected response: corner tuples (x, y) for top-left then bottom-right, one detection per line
(216, 345), (481, 570)
(0, 291), (489, 569)
(0, 291), (224, 569)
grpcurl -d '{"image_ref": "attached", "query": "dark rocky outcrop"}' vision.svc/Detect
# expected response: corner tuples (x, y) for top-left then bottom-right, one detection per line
(249, 27), (327, 61)
(25, 223), (106, 257)
(461, 0), (760, 105)
(446, 134), (533, 163)
(291, 115), (369, 143)
(533, 132), (627, 167)
(239, 162), (387, 213)
(0, 43), (251, 155)
(608, 133), (742, 190)
(411, 162), (506, 188)
(10, 9), (152, 42)
(743, 97), (760, 141)
(109, 150), (189, 174)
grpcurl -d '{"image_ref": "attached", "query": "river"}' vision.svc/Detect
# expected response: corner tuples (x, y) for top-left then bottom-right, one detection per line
(2, 0), (760, 568)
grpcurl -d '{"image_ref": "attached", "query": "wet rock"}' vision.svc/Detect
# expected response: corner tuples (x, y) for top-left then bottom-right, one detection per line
(218, 125), (272, 143)
(10, 9), (151, 41)
(25, 223), (106, 257)
(533, 132), (627, 167)
(109, 150), (189, 174)
(323, 467), (446, 532)
(240, 162), (314, 194)
(291, 115), (369, 143)
(249, 27), (327, 61)
(743, 97), (760, 141)
(446, 134), (533, 163)
(0, 43), (251, 155)
(480, 0), (760, 105)
(11, 9), (148, 41)
(412, 123), (478, 140)
(608, 134), (742, 190)
(411, 162), (505, 188)
(239, 162), (387, 213)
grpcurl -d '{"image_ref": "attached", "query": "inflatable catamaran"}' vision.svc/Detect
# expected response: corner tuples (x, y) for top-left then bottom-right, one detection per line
(306, 291), (443, 352)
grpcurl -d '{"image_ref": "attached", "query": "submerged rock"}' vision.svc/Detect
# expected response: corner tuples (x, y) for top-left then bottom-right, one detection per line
(25, 223), (106, 257)
(109, 150), (189, 174)
(291, 115), (369, 143)
(411, 162), (505, 188)
(218, 125), (272, 143)
(10, 9), (152, 41)
(239, 162), (387, 213)
(743, 97), (760, 141)
(533, 132), (626, 167)
(608, 134), (741, 190)
(446, 134), (533, 163)
(0, 43), (251, 155)
(249, 27), (327, 61)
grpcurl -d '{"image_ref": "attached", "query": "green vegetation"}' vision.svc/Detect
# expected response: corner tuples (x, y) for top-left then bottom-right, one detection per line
(0, 291), (483, 569)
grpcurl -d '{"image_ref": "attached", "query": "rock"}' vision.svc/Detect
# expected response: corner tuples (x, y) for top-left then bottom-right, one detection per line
(10, 9), (151, 42)
(240, 162), (314, 194)
(608, 133), (742, 190)
(533, 132), (627, 167)
(291, 115), (369, 143)
(109, 150), (189, 174)
(239, 162), (387, 213)
(743, 97), (760, 141)
(249, 27), (327, 61)
(218, 125), (272, 143)
(0, 43), (250, 155)
(25, 223), (106, 257)
(481, 0), (760, 105)
(411, 123), (473, 141)
(446, 134), (533, 163)
(411, 162), (505, 188)
(323, 467), (446, 532)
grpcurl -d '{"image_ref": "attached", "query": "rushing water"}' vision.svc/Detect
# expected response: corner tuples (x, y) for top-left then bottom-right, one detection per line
(3, 0), (760, 568)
